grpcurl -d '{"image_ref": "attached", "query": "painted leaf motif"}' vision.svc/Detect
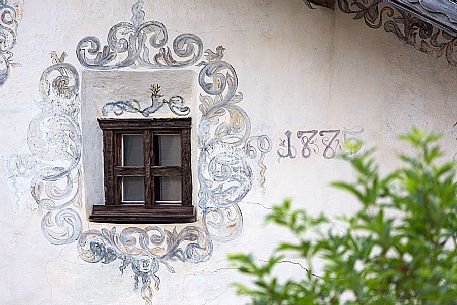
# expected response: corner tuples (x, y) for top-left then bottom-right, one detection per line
(182, 231), (199, 241)
(166, 229), (178, 249)
(199, 94), (212, 115)
(149, 247), (166, 256)
(229, 92), (243, 105)
(353, 2), (369, 20)
(165, 46), (176, 64)
(143, 43), (150, 63)
(385, 20), (404, 40)
(212, 94), (223, 108)
(338, 0), (350, 13)
(420, 40), (431, 52)
(353, 10), (366, 20)
(446, 43), (457, 65)
(97, 46), (116, 65)
(366, 5), (379, 24)
(429, 30), (442, 47)
(200, 94), (223, 116)
(214, 108), (244, 138)
(154, 48), (166, 64)
(442, 31), (455, 40)
(164, 262), (175, 273)
(212, 108), (226, 118)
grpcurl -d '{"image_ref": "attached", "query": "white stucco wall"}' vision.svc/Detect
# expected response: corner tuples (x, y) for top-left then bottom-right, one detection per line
(1, 1), (457, 305)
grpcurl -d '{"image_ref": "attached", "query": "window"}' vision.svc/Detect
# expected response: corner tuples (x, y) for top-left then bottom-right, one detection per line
(89, 118), (194, 223)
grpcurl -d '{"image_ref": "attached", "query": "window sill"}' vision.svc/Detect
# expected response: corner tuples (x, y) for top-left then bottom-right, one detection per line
(89, 205), (196, 224)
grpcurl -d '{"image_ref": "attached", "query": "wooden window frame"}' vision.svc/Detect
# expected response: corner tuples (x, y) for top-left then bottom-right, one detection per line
(89, 117), (195, 224)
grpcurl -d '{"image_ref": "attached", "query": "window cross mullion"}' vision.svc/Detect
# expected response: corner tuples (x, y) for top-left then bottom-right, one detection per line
(93, 118), (195, 224)
(144, 130), (154, 206)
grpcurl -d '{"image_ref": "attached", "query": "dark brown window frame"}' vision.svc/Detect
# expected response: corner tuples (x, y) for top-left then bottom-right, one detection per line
(89, 117), (195, 224)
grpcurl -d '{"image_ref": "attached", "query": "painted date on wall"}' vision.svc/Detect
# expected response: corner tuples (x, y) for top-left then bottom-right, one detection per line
(277, 127), (364, 161)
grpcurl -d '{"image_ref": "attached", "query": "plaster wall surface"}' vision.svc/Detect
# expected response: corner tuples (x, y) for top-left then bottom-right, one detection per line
(1, 1), (457, 305)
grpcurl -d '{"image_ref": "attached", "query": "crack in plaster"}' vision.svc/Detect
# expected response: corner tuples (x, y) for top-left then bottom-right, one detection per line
(44, 246), (66, 305)
(241, 200), (273, 210)
(257, 258), (323, 279)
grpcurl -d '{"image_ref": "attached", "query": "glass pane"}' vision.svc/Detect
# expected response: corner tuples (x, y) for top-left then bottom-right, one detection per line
(154, 134), (181, 166)
(122, 176), (145, 202)
(156, 176), (182, 203)
(123, 134), (144, 166)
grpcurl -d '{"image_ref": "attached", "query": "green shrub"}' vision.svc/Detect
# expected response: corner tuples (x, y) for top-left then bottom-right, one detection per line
(229, 129), (457, 305)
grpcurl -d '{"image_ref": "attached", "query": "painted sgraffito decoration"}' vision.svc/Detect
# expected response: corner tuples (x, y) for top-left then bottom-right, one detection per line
(10, 1), (272, 304)
(305, 0), (457, 67)
(102, 84), (190, 117)
(76, 0), (202, 70)
(9, 53), (83, 245)
(197, 48), (272, 238)
(277, 127), (364, 161)
(77, 2), (272, 300)
(0, 0), (20, 86)
(78, 226), (213, 302)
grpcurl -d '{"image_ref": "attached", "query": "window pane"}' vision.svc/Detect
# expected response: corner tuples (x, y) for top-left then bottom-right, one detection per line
(123, 134), (144, 166)
(156, 176), (182, 203)
(154, 134), (181, 166)
(122, 176), (145, 202)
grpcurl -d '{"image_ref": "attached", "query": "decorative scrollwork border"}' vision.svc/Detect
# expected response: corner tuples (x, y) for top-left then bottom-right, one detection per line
(9, 1), (272, 304)
(342, 0), (457, 66)
(387, 0), (457, 37)
(304, 0), (457, 67)
(8, 55), (83, 245)
(0, 0), (20, 86)
(76, 0), (202, 70)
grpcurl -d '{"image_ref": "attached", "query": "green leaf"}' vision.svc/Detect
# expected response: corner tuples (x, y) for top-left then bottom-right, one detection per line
(231, 129), (457, 305)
